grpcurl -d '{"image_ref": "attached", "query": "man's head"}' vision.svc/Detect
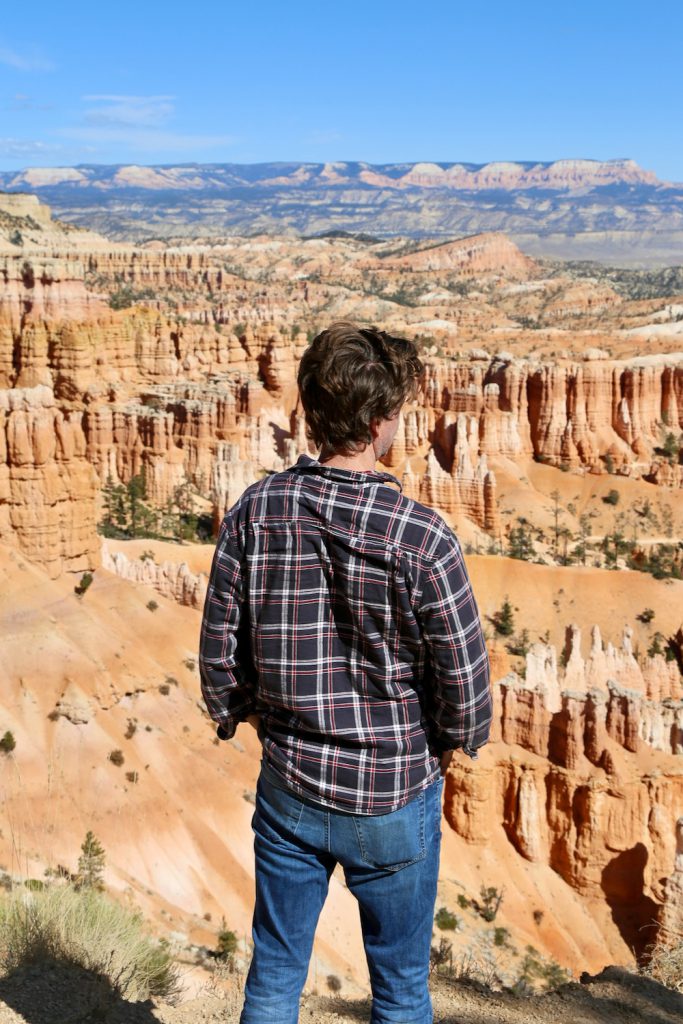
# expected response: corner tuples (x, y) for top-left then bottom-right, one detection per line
(297, 321), (423, 456)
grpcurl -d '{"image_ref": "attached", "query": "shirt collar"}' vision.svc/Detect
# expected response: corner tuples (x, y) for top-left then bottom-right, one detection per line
(290, 453), (402, 491)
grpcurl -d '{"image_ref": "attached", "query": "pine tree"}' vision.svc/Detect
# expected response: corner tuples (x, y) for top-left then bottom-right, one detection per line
(493, 597), (515, 637)
(100, 476), (128, 537)
(508, 519), (535, 561)
(549, 490), (562, 561)
(127, 474), (146, 537)
(77, 831), (106, 890)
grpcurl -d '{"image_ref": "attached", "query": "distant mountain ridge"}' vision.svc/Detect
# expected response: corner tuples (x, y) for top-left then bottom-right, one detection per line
(0, 157), (664, 192)
(1, 159), (682, 265)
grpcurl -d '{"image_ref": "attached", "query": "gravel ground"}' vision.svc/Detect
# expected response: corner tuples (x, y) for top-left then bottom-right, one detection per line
(0, 964), (681, 1024)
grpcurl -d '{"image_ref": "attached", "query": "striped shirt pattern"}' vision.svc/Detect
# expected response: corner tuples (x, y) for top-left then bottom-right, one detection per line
(199, 454), (492, 815)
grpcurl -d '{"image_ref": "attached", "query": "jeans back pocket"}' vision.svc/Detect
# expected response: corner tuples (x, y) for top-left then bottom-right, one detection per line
(353, 790), (426, 871)
(256, 766), (306, 840)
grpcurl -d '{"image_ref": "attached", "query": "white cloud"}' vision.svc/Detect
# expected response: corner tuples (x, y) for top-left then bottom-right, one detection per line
(33, 94), (239, 159)
(5, 93), (53, 112)
(0, 45), (55, 72)
(82, 94), (175, 128)
(0, 138), (63, 157)
(59, 126), (237, 153)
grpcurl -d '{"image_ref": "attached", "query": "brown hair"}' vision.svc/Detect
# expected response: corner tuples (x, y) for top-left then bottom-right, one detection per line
(297, 321), (423, 453)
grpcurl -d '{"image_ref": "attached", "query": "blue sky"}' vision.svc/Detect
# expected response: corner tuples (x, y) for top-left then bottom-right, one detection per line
(1, 0), (682, 180)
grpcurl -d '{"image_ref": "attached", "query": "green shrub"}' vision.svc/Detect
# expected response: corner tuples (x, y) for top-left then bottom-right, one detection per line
(661, 432), (681, 463)
(513, 945), (571, 994)
(23, 879), (45, 892)
(0, 730), (16, 754)
(109, 749), (125, 767)
(628, 544), (682, 581)
(107, 285), (155, 310)
(216, 920), (238, 963)
(146, 600), (158, 612)
(603, 489), (620, 506)
(327, 974), (342, 992)
(506, 629), (530, 658)
(477, 885), (503, 922)
(434, 906), (459, 931)
(0, 884), (180, 1001)
(77, 832), (106, 891)
(74, 572), (93, 597)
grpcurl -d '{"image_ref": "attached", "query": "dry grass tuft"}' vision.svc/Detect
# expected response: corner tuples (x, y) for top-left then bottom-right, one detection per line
(0, 883), (180, 1003)
(642, 927), (683, 994)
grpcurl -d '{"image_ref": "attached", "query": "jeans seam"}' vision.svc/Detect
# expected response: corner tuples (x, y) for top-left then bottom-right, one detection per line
(289, 800), (305, 836)
(352, 816), (366, 861)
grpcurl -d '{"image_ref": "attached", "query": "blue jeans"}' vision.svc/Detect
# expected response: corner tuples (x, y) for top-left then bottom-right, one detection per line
(240, 763), (443, 1024)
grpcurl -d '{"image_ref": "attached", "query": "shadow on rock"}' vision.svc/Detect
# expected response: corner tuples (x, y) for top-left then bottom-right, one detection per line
(430, 968), (683, 1024)
(303, 994), (372, 1021)
(0, 961), (164, 1024)
(601, 844), (660, 960)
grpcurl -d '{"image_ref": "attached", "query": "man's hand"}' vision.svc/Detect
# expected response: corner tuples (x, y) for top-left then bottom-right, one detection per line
(246, 714), (262, 741)
(440, 750), (454, 776)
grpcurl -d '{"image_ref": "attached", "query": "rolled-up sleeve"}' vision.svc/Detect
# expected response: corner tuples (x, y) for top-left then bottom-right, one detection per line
(418, 535), (492, 757)
(199, 520), (256, 739)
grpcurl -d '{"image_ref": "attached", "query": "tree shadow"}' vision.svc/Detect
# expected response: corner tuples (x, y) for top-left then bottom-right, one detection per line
(601, 844), (660, 961)
(307, 995), (371, 1021)
(431, 967), (683, 1024)
(0, 961), (164, 1024)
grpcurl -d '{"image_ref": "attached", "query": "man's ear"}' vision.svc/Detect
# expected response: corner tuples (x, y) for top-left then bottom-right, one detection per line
(369, 418), (381, 440)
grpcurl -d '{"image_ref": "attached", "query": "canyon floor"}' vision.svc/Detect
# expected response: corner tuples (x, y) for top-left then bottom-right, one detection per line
(0, 963), (682, 1024)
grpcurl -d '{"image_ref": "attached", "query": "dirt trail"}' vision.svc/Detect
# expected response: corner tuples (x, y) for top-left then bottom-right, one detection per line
(0, 965), (681, 1024)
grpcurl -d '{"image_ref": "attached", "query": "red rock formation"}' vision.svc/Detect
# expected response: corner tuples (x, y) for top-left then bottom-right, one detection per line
(424, 354), (683, 474)
(446, 660), (683, 953)
(378, 232), (537, 279)
(0, 385), (99, 576)
(659, 818), (683, 940)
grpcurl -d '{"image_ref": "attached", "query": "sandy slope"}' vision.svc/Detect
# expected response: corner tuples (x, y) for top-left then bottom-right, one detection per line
(2, 535), (682, 997)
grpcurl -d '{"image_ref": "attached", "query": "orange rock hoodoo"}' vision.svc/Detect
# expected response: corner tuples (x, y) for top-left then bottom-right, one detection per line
(2, 255), (681, 575)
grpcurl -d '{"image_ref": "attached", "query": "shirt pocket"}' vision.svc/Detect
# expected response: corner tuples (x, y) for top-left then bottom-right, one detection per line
(352, 789), (426, 871)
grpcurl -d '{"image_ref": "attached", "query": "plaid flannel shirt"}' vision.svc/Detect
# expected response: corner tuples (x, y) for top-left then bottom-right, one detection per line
(199, 454), (492, 815)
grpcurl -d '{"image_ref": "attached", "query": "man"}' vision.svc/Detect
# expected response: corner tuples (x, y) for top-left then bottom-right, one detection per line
(199, 321), (492, 1024)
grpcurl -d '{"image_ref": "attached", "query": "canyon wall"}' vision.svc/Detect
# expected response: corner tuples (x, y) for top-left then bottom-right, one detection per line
(2, 241), (681, 574)
(446, 626), (683, 958)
